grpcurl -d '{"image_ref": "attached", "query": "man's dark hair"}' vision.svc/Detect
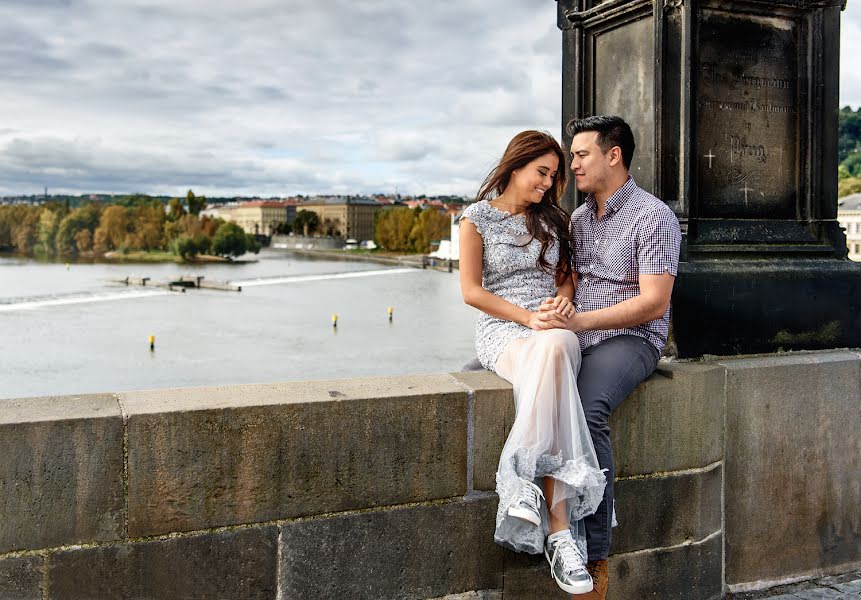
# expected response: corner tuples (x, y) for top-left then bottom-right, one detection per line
(566, 115), (636, 169)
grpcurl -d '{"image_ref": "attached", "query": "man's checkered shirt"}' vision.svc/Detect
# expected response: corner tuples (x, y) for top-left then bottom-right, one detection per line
(570, 176), (681, 352)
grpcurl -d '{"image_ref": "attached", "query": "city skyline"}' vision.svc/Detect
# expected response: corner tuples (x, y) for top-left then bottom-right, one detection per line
(1, 0), (860, 199)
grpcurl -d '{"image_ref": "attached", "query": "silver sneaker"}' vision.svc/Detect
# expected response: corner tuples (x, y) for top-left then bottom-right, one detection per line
(544, 532), (593, 594)
(507, 479), (544, 526)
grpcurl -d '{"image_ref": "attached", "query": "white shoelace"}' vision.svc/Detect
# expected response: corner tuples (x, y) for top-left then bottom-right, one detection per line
(516, 480), (544, 510)
(552, 538), (586, 575)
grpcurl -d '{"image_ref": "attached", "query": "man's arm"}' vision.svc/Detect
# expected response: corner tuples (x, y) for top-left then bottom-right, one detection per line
(557, 272), (675, 332)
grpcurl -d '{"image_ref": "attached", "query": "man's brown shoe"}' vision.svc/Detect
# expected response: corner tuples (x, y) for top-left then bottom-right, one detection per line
(573, 559), (608, 599)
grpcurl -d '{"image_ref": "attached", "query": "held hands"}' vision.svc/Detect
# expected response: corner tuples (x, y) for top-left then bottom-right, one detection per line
(526, 296), (576, 331)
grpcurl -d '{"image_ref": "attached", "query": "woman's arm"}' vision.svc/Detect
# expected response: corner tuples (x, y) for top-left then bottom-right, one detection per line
(459, 219), (565, 330)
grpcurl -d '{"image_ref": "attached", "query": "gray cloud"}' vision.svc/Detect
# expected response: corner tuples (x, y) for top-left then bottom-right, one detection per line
(0, 0), (856, 197)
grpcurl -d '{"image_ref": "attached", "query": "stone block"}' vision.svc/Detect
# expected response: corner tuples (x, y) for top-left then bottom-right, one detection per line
(278, 497), (504, 600)
(449, 372), (514, 492)
(48, 525), (278, 599)
(612, 463), (722, 554)
(502, 533), (722, 600)
(0, 394), (123, 552)
(610, 361), (725, 477)
(425, 592), (502, 600)
(120, 375), (468, 536)
(721, 351), (861, 585)
(0, 555), (42, 600)
(606, 533), (723, 600)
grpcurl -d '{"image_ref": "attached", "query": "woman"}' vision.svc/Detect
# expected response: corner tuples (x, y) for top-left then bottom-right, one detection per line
(459, 130), (605, 595)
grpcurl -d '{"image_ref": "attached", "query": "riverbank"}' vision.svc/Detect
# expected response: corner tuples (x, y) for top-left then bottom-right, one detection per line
(280, 247), (458, 270)
(0, 250), (241, 265)
(102, 251), (233, 263)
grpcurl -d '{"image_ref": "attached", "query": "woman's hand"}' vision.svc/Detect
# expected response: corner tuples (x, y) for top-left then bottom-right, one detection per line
(526, 308), (567, 330)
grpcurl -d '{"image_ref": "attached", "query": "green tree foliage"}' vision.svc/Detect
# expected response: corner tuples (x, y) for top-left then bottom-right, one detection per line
(835, 106), (861, 197)
(168, 197), (186, 221)
(839, 106), (861, 163)
(838, 177), (861, 198)
(211, 221), (260, 258)
(374, 207), (417, 252)
(171, 235), (199, 259)
(409, 208), (451, 253)
(36, 210), (61, 256)
(185, 189), (206, 216)
(294, 210), (320, 236)
(55, 203), (102, 256)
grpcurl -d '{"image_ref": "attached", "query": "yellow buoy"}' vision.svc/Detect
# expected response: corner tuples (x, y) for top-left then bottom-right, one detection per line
(332, 314), (338, 328)
(149, 335), (155, 351)
(387, 306), (393, 322)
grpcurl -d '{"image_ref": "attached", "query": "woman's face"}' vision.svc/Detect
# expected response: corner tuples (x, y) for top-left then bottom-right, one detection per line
(510, 152), (559, 205)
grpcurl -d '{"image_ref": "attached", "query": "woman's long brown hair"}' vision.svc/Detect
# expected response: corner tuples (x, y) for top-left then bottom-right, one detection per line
(475, 130), (572, 285)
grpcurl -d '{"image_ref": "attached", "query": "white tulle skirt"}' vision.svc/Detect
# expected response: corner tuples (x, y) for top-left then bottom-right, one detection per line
(492, 329), (606, 555)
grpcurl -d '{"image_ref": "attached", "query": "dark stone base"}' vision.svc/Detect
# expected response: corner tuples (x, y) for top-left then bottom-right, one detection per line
(671, 259), (861, 358)
(0, 556), (42, 600)
(502, 533), (722, 600)
(279, 497), (504, 600)
(48, 527), (278, 599)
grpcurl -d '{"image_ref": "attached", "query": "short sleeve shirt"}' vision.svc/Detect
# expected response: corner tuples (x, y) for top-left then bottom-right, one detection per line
(570, 177), (681, 352)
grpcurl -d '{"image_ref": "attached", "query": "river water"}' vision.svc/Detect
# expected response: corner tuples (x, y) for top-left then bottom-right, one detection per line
(0, 250), (479, 399)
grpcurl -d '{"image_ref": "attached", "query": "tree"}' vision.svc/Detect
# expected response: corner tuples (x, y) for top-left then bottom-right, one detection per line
(93, 205), (129, 253)
(36, 210), (60, 256)
(843, 151), (861, 178)
(409, 208), (450, 253)
(126, 202), (166, 250)
(171, 235), (199, 259)
(839, 106), (861, 163)
(186, 189), (206, 216)
(168, 198), (186, 221)
(838, 176), (861, 198)
(54, 203), (102, 256)
(75, 229), (93, 253)
(374, 207), (416, 252)
(293, 210), (320, 236)
(211, 221), (259, 258)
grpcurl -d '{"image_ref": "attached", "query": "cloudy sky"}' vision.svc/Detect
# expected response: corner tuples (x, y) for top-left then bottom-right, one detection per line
(1, 1), (859, 198)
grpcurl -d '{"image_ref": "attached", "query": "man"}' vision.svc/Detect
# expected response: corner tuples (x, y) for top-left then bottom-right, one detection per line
(540, 115), (681, 599)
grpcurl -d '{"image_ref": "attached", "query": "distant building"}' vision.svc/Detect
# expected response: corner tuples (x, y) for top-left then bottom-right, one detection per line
(231, 200), (294, 236)
(300, 196), (382, 241)
(838, 193), (861, 260)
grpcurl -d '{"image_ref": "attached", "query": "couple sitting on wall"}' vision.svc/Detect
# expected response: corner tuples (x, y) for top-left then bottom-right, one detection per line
(459, 115), (681, 599)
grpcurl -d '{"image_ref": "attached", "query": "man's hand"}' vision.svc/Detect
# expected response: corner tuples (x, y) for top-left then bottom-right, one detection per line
(538, 295), (575, 318)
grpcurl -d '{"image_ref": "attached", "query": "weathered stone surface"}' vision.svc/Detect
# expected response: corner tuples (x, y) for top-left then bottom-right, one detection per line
(502, 533), (722, 600)
(607, 534), (723, 600)
(0, 394), (123, 552)
(501, 552), (569, 600)
(0, 555), (42, 600)
(121, 375), (468, 536)
(49, 526), (277, 599)
(449, 371), (514, 492)
(611, 361), (725, 477)
(721, 352), (861, 585)
(425, 592), (502, 600)
(279, 497), (504, 600)
(613, 463), (722, 554)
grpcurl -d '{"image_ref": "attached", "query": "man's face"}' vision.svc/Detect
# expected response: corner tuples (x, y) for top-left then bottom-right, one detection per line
(569, 131), (613, 195)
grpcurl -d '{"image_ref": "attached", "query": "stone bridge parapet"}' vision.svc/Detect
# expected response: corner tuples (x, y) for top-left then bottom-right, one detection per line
(0, 351), (858, 599)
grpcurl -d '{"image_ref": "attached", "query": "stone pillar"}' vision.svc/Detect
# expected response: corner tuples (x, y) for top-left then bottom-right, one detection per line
(557, 0), (861, 358)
